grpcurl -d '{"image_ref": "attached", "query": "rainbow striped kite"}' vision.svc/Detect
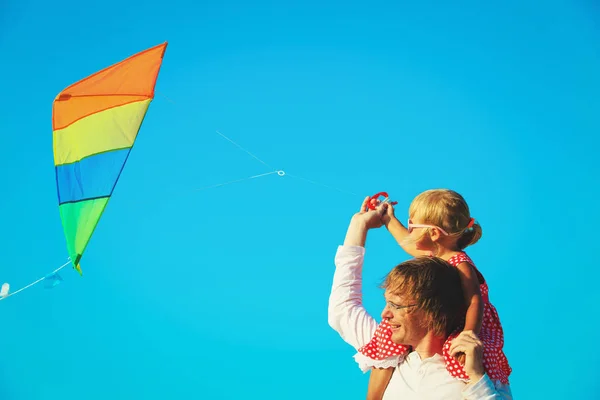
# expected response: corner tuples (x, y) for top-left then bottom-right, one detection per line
(52, 42), (168, 275)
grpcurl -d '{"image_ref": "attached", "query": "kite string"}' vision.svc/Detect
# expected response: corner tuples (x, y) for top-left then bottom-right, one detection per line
(202, 131), (361, 197)
(284, 172), (359, 197)
(192, 171), (279, 192)
(0, 259), (71, 301)
(215, 130), (275, 170)
(209, 130), (360, 197)
(155, 91), (360, 197)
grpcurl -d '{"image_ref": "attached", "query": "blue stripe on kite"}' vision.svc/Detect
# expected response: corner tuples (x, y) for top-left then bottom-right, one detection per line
(56, 148), (132, 204)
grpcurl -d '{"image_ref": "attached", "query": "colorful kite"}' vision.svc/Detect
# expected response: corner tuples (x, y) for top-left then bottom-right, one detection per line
(52, 42), (168, 275)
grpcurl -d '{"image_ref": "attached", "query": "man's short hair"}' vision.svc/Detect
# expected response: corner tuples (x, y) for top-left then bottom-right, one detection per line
(381, 257), (466, 337)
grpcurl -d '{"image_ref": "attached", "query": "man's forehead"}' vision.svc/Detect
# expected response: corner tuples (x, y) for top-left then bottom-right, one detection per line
(384, 289), (409, 302)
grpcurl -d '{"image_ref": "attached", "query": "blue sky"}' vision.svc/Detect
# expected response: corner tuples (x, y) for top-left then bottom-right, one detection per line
(1, 0), (598, 398)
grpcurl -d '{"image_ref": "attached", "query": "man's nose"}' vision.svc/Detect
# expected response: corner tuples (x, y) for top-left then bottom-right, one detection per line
(381, 305), (393, 320)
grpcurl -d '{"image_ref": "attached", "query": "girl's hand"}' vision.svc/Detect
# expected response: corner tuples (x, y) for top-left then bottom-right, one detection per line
(381, 202), (396, 226)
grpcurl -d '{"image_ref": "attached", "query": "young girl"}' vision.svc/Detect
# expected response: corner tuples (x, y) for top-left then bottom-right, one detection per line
(358, 189), (511, 399)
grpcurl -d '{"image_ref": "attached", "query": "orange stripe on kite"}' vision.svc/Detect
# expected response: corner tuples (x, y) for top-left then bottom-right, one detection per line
(52, 42), (167, 131)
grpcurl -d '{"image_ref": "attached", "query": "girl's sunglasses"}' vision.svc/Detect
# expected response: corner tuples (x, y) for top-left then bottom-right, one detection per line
(407, 220), (449, 236)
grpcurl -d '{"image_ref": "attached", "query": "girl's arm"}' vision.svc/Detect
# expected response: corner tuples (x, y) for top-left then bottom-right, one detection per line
(455, 262), (483, 334)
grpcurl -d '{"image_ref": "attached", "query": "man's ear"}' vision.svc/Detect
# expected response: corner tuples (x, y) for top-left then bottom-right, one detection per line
(417, 310), (432, 330)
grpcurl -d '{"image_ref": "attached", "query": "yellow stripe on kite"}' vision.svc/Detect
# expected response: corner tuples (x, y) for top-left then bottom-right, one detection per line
(53, 99), (151, 166)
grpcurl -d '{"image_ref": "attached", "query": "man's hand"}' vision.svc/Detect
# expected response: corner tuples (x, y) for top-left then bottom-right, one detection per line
(448, 330), (485, 383)
(352, 196), (387, 229)
(343, 196), (387, 247)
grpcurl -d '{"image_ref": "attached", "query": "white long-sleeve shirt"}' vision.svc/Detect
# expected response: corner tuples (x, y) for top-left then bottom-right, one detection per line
(328, 245), (514, 400)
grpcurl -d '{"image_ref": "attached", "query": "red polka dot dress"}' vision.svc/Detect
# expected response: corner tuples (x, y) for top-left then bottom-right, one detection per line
(356, 252), (512, 384)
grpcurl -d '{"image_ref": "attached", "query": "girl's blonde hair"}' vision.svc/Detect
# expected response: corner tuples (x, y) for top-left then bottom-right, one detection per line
(408, 189), (482, 250)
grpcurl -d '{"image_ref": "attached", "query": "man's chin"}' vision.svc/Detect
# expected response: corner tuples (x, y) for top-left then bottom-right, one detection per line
(391, 333), (404, 345)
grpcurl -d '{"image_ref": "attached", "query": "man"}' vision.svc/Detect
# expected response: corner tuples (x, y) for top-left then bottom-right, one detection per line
(328, 199), (513, 399)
